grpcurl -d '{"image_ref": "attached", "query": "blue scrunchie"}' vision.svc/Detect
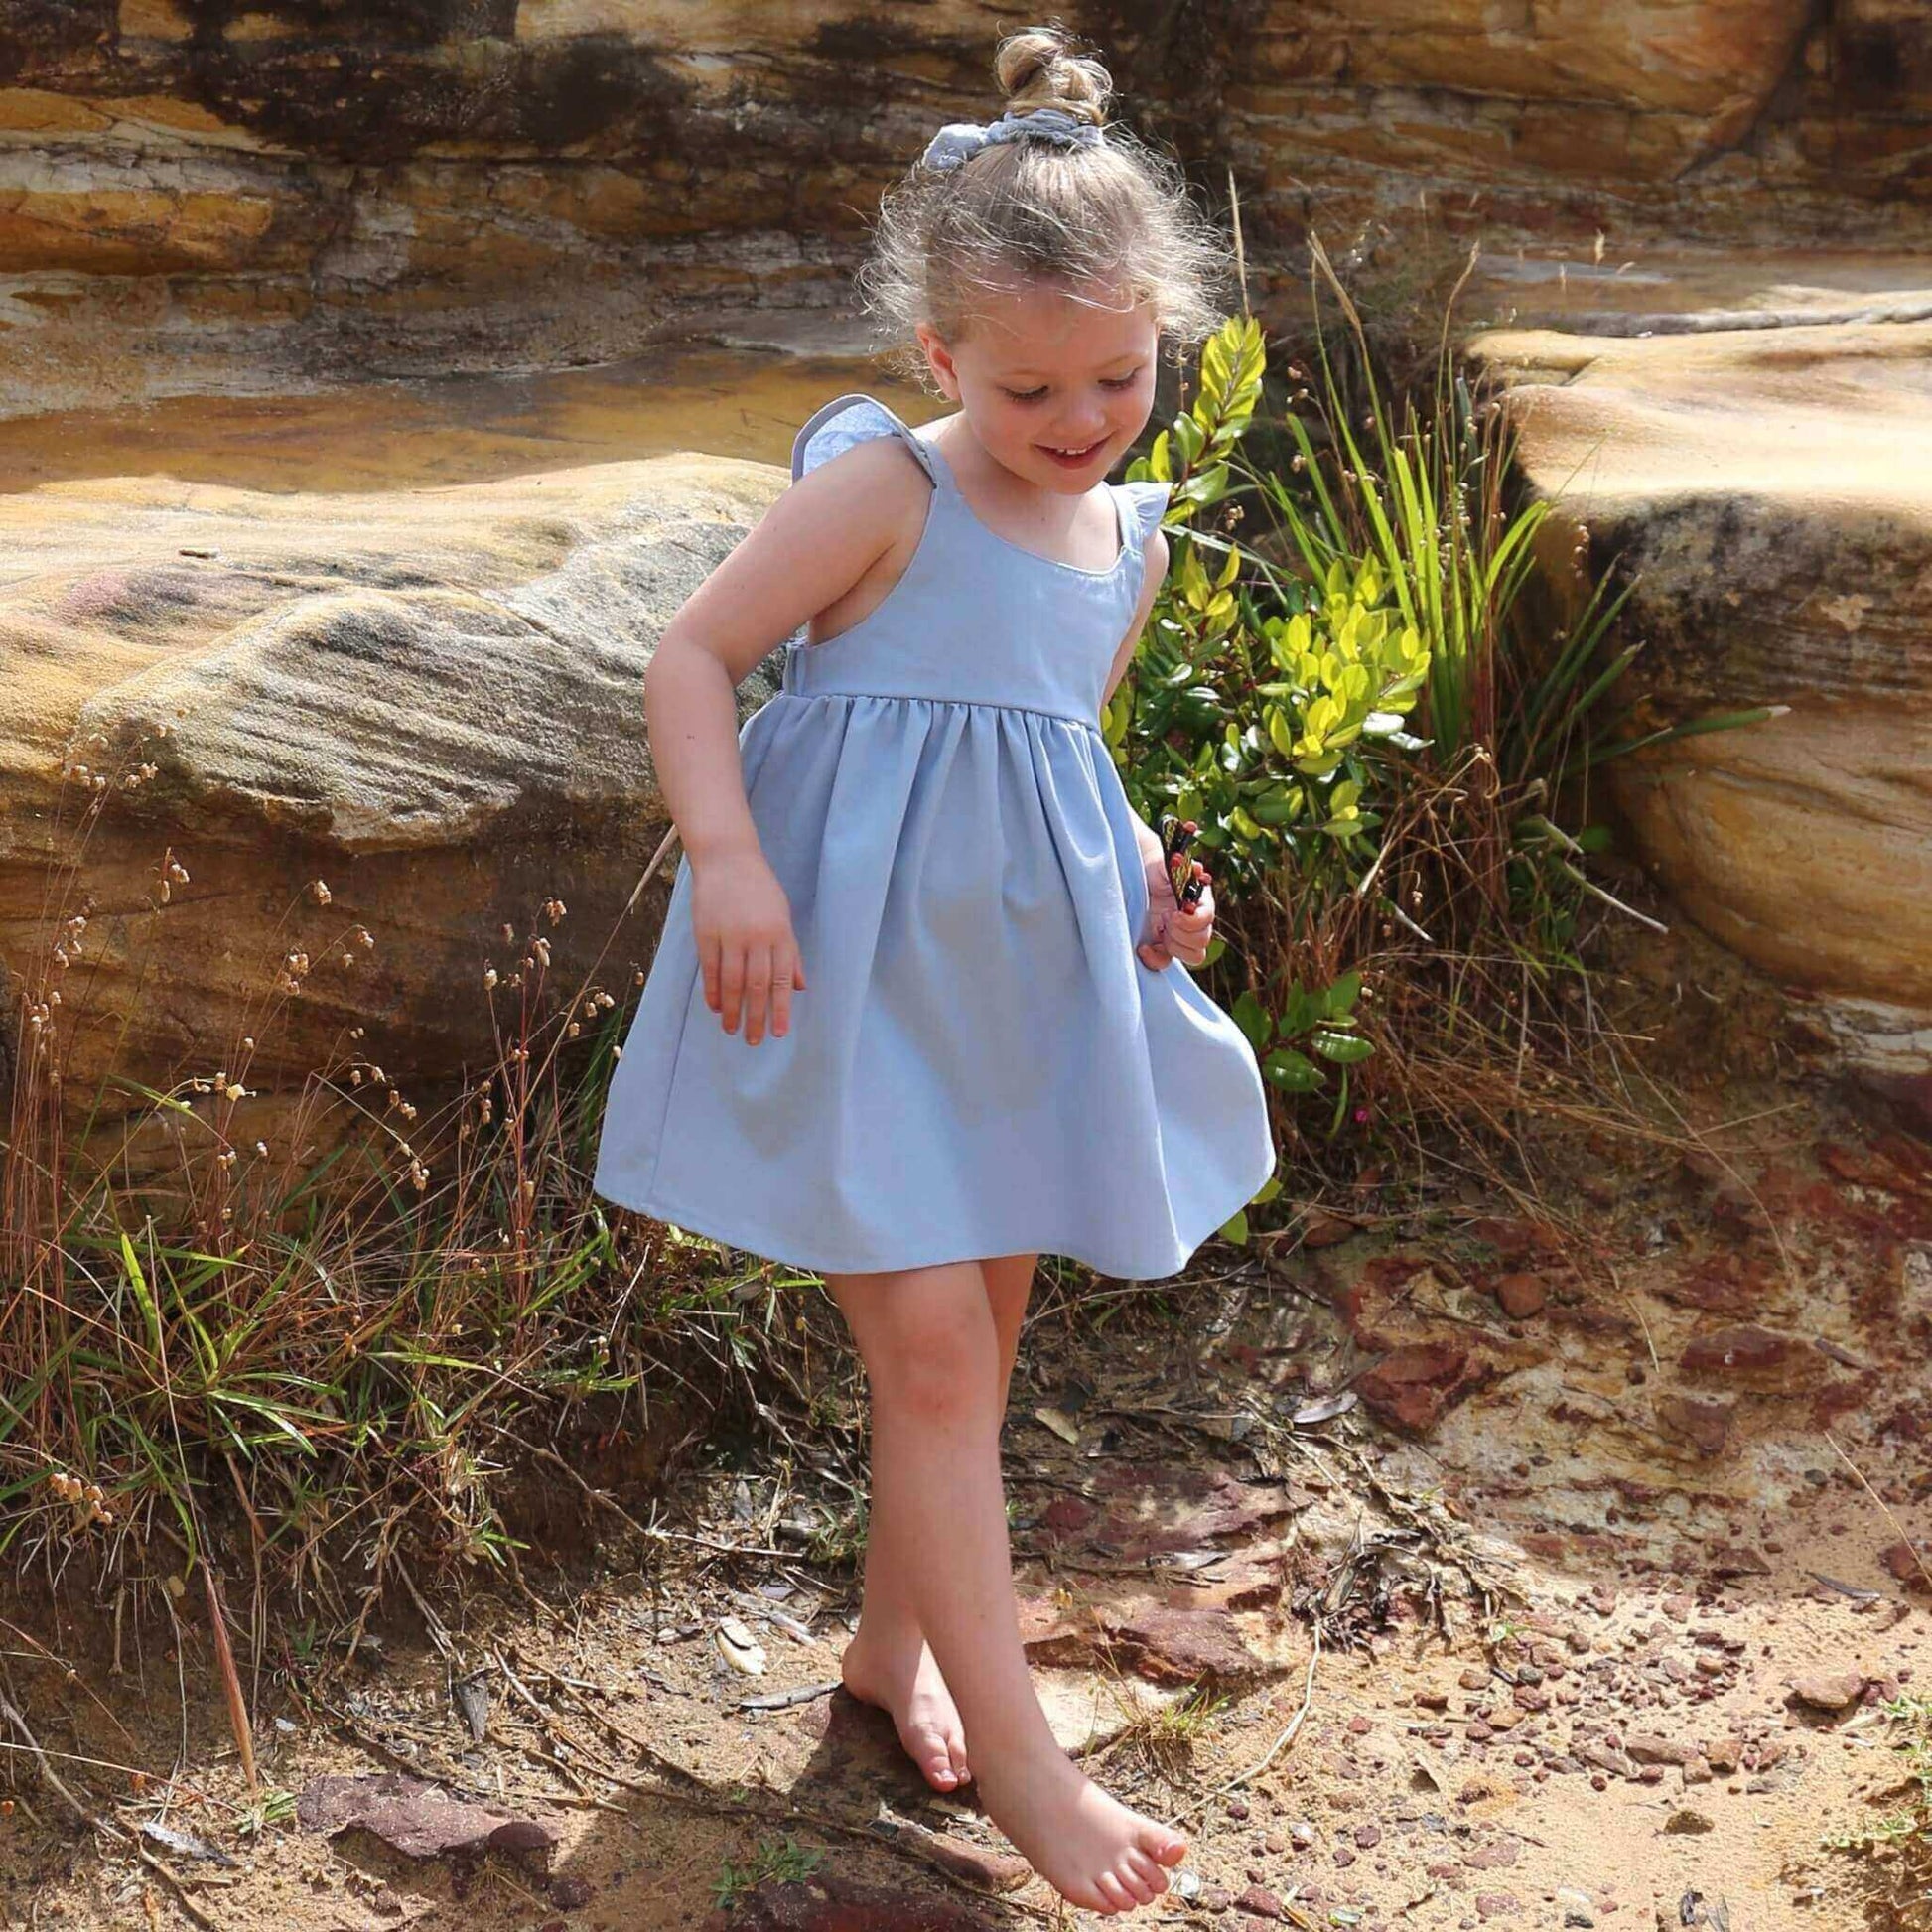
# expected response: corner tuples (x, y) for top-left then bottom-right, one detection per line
(920, 106), (1105, 173)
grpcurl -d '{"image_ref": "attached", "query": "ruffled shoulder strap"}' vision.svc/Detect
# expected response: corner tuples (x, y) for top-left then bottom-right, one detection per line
(791, 393), (947, 489)
(1117, 479), (1172, 547)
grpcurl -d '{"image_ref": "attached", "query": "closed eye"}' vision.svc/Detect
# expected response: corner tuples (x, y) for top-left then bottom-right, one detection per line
(1002, 371), (1141, 402)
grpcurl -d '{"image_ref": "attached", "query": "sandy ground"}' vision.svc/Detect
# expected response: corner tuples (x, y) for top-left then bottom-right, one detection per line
(3, 988), (1928, 1932)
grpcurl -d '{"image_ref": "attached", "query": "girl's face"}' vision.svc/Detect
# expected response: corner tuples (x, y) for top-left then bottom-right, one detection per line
(916, 277), (1159, 495)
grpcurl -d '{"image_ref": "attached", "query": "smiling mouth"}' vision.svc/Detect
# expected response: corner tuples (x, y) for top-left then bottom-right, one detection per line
(1040, 439), (1108, 466)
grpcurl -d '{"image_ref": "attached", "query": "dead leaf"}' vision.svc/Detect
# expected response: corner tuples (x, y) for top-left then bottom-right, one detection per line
(139, 1820), (234, 1867)
(452, 1671), (489, 1742)
(1034, 1407), (1080, 1446)
(1292, 1391), (1358, 1426)
(296, 1773), (557, 1864)
(716, 1616), (767, 1676)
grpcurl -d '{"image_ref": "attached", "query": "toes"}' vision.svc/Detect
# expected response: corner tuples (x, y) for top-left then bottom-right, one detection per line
(1140, 1826), (1189, 1867)
(945, 1733), (972, 1787)
(1122, 1848), (1169, 1896)
(1094, 1873), (1136, 1914)
(1112, 1860), (1157, 1906)
(910, 1728), (959, 1790)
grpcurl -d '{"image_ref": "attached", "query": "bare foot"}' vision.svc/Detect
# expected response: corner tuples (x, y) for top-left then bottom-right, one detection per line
(977, 1742), (1186, 1915)
(841, 1623), (971, 1792)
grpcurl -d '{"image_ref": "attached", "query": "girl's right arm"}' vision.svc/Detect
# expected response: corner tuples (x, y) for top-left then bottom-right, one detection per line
(643, 438), (923, 1048)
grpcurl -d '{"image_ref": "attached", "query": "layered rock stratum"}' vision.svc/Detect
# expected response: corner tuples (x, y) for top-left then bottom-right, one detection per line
(0, 2), (1924, 411)
(0, 452), (787, 1182)
(1472, 271), (1932, 1102)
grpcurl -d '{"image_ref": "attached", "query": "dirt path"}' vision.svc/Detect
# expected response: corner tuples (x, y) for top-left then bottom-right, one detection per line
(4, 1089), (1928, 1932)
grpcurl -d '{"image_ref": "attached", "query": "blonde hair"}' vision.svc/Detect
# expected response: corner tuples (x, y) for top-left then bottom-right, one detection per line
(858, 25), (1229, 364)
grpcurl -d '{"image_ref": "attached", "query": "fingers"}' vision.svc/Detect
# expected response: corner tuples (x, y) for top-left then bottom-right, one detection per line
(1171, 909), (1213, 962)
(691, 857), (805, 1041)
(719, 941), (807, 1042)
(768, 950), (803, 1039)
(1169, 865), (1215, 968)
(741, 946), (774, 1045)
(700, 932), (723, 1016)
(1142, 864), (1219, 967)
(718, 944), (746, 1034)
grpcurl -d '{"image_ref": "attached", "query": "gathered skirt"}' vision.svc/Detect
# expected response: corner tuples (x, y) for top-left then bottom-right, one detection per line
(592, 687), (1277, 1280)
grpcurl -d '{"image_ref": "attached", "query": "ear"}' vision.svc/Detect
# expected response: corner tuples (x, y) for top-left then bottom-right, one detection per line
(915, 322), (961, 402)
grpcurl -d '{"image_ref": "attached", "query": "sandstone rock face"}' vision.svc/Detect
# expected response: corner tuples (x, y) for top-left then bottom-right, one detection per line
(1, 4), (1925, 412)
(0, 453), (787, 1179)
(1471, 300), (1932, 1088)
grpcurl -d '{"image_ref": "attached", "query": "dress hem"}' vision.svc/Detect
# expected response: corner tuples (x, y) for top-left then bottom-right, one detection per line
(590, 1166), (1271, 1285)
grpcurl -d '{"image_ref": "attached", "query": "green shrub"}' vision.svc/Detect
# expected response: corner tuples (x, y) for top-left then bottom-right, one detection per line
(1108, 242), (1772, 1163)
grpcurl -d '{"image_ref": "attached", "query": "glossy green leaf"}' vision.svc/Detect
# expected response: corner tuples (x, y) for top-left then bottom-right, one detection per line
(1262, 1047), (1325, 1092)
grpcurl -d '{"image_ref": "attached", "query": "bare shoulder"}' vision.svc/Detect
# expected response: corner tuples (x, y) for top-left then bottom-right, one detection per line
(780, 433), (932, 554)
(1142, 524), (1170, 580)
(657, 425), (940, 687)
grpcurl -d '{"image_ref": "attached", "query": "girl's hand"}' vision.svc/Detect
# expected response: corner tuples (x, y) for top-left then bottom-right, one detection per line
(1137, 853), (1214, 972)
(689, 847), (807, 1045)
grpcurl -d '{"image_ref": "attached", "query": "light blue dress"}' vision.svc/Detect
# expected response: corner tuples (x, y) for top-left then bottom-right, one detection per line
(592, 393), (1275, 1280)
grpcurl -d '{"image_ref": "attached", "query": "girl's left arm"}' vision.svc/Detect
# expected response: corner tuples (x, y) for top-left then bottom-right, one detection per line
(1102, 528), (1217, 972)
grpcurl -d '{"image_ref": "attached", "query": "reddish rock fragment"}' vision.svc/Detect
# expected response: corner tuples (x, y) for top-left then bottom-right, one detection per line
(1790, 1670), (1867, 1713)
(1680, 1324), (1819, 1392)
(1653, 1251), (1764, 1314)
(1095, 1604), (1273, 1691)
(1625, 1734), (1692, 1766)
(1359, 1252), (1431, 1293)
(895, 1822), (1032, 1894)
(1354, 1342), (1471, 1432)
(1469, 1219), (1562, 1264)
(1882, 1541), (1932, 1590)
(1494, 1273), (1548, 1318)
(1467, 1838), (1522, 1867)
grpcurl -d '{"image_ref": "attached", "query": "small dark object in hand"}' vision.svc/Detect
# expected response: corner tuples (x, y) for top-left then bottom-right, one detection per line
(1158, 812), (1208, 911)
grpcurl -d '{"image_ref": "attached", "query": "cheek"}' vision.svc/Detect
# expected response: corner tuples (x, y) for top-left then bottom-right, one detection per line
(960, 381), (1016, 440)
(989, 404), (1038, 453)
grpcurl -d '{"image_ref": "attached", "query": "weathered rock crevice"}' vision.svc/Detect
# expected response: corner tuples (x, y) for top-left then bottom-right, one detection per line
(1472, 305), (1932, 1096)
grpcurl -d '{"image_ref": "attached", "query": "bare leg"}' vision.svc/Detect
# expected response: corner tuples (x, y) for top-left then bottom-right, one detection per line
(834, 1260), (971, 1792)
(982, 1250), (1037, 1417)
(837, 1251), (1035, 1791)
(832, 1260), (1185, 1914)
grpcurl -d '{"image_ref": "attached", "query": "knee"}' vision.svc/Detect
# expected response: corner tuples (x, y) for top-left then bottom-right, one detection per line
(864, 1294), (999, 1430)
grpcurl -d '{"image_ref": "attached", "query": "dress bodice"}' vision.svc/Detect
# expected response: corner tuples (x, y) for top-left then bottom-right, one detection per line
(777, 392), (1171, 728)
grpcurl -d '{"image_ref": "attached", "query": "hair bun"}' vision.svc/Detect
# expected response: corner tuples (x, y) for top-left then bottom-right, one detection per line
(994, 25), (1112, 126)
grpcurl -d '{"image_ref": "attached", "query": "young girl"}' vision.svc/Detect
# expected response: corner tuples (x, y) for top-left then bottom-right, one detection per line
(594, 26), (1274, 1916)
